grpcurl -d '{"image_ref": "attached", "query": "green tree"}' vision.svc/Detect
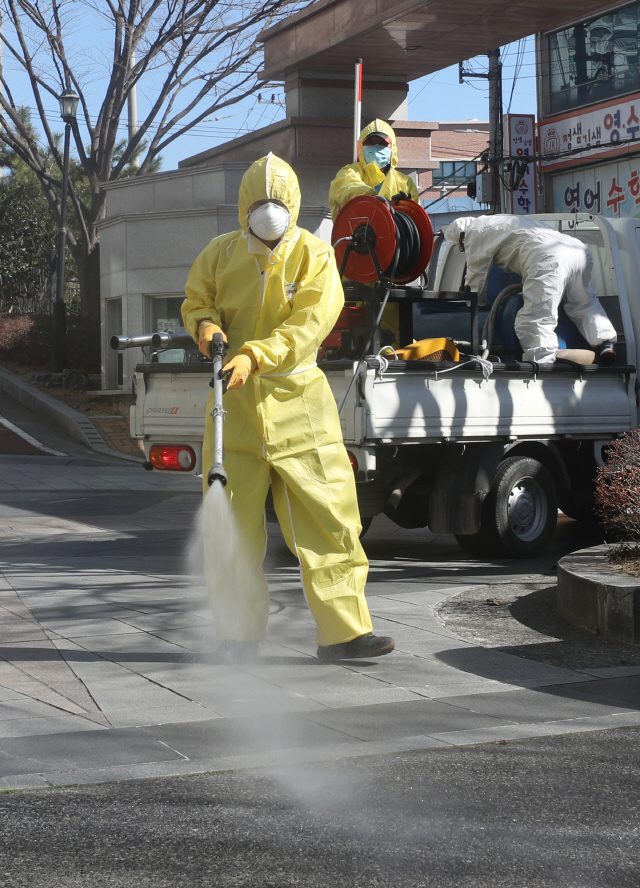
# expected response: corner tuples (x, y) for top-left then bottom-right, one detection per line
(0, 109), (161, 313)
(0, 109), (58, 310)
(0, 176), (56, 310)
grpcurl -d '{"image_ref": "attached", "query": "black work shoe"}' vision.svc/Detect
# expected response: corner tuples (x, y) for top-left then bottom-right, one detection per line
(317, 634), (395, 662)
(213, 640), (258, 664)
(598, 341), (617, 365)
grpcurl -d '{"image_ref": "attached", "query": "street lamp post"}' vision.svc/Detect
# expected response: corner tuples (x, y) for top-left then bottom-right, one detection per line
(50, 86), (79, 373)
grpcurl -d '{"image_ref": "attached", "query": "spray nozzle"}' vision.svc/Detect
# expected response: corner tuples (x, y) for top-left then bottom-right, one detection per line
(207, 464), (228, 487)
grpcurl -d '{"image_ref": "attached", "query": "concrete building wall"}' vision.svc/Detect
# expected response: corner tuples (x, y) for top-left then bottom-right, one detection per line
(284, 72), (409, 121)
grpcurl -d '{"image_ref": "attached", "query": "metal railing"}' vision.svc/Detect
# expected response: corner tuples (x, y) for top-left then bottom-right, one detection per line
(0, 275), (81, 315)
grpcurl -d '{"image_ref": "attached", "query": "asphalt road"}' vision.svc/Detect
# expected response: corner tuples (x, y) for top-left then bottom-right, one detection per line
(1, 727), (638, 887)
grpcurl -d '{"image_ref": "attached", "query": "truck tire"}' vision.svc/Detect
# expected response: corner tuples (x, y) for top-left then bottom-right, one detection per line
(456, 457), (558, 559)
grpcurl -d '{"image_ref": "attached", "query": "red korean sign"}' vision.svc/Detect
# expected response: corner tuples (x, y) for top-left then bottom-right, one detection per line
(539, 93), (640, 172)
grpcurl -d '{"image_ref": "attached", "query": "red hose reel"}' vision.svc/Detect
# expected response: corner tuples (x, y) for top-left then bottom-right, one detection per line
(332, 195), (434, 284)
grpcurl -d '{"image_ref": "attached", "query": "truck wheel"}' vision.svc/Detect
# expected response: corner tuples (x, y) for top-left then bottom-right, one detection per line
(456, 457), (557, 559)
(482, 456), (557, 558)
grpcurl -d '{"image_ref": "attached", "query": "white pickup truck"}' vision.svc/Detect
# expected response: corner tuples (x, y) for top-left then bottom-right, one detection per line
(124, 213), (638, 558)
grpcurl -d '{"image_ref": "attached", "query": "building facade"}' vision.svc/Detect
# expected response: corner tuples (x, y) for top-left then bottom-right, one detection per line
(417, 121), (490, 226)
(537, 1), (640, 218)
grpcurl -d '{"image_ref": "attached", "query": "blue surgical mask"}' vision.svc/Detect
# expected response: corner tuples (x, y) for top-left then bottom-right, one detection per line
(363, 145), (392, 169)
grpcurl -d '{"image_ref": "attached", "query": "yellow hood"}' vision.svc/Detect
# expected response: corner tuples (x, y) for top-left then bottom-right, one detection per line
(357, 119), (398, 168)
(238, 153), (301, 234)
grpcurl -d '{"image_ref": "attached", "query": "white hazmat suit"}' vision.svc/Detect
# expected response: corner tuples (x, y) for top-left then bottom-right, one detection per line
(443, 215), (617, 364)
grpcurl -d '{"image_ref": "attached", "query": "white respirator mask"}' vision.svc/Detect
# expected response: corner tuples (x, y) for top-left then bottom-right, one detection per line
(248, 202), (290, 241)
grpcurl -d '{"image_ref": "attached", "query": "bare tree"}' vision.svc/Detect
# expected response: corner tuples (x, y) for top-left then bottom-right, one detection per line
(0, 0), (306, 320)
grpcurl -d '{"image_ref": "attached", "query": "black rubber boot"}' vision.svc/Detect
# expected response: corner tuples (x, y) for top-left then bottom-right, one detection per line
(597, 341), (617, 365)
(317, 634), (395, 662)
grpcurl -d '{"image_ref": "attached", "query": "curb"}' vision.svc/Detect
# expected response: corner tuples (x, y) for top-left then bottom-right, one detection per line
(558, 545), (639, 644)
(0, 365), (143, 464)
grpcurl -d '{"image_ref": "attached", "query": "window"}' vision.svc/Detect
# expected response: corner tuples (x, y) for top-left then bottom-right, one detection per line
(153, 296), (186, 364)
(432, 161), (477, 186)
(549, 3), (640, 114)
(105, 297), (123, 389)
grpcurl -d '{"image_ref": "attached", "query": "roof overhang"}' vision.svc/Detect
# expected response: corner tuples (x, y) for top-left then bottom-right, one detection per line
(261, 0), (633, 81)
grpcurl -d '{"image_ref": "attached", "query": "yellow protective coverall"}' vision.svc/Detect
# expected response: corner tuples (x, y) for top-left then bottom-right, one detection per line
(328, 119), (420, 221)
(182, 153), (373, 646)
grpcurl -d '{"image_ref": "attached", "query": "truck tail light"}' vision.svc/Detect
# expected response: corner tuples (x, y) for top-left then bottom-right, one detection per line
(149, 444), (196, 471)
(347, 450), (358, 473)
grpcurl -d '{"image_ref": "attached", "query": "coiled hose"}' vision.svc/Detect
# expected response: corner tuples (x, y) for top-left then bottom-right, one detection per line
(480, 283), (523, 360)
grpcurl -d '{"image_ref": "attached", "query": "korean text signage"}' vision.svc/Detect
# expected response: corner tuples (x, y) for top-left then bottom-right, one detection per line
(539, 94), (640, 172)
(506, 114), (537, 214)
(552, 157), (640, 218)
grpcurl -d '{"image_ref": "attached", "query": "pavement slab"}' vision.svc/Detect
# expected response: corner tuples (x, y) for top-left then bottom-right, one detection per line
(0, 581), (109, 725)
(0, 446), (638, 789)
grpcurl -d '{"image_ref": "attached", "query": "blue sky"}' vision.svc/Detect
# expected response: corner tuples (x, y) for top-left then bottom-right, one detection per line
(408, 38), (537, 124)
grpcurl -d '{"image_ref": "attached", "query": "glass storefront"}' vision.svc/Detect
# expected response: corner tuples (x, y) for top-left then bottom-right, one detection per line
(549, 3), (640, 114)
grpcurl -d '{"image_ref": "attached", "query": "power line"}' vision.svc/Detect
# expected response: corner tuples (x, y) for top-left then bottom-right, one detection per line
(506, 38), (527, 114)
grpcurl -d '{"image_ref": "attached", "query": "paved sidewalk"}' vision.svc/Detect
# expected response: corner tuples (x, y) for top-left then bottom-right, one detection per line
(0, 455), (638, 791)
(0, 365), (143, 462)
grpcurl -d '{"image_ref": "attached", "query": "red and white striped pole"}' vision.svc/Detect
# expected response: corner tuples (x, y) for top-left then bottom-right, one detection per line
(353, 58), (363, 163)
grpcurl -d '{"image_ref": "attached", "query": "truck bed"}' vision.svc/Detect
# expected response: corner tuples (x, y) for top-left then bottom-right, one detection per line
(325, 360), (637, 445)
(133, 358), (637, 473)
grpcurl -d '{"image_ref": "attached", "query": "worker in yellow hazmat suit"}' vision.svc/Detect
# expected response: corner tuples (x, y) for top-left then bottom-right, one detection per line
(182, 153), (395, 663)
(329, 120), (419, 346)
(329, 119), (419, 221)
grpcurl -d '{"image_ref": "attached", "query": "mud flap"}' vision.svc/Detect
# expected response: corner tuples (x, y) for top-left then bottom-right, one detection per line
(427, 443), (504, 535)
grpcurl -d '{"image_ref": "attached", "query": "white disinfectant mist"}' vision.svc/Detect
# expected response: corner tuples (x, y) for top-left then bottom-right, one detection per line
(185, 478), (375, 829)
(198, 478), (266, 648)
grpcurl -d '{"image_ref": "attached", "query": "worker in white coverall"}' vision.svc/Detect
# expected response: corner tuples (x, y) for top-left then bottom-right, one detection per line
(443, 215), (617, 364)
(182, 153), (395, 663)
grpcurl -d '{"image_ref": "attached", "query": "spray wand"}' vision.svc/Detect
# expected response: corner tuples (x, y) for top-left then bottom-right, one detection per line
(207, 332), (230, 487)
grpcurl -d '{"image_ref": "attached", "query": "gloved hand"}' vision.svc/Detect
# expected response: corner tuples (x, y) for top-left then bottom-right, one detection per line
(198, 321), (227, 357)
(223, 353), (255, 390)
(392, 191), (410, 203)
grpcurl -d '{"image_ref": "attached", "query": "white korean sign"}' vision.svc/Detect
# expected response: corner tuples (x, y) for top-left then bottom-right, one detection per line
(539, 93), (640, 171)
(551, 157), (640, 218)
(506, 114), (537, 214)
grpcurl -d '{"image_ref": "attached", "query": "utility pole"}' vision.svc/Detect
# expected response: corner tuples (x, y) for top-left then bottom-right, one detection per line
(50, 88), (79, 373)
(488, 48), (503, 215)
(459, 49), (504, 214)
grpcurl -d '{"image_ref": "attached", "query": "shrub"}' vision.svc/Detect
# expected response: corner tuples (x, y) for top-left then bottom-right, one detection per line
(0, 312), (100, 373)
(594, 429), (640, 544)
